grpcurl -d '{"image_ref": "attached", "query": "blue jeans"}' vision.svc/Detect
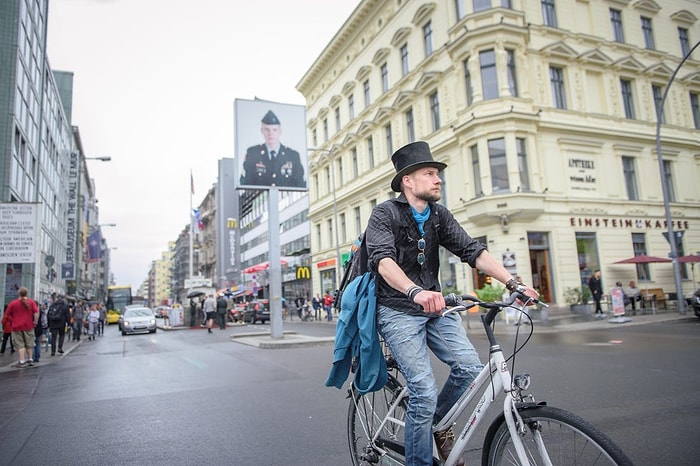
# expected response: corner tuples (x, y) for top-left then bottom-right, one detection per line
(377, 305), (483, 466)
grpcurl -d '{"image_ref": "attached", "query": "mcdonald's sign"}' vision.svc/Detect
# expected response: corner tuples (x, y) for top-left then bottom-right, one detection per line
(296, 266), (311, 280)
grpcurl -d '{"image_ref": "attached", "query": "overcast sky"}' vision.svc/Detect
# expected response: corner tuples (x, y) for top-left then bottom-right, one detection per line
(47, 0), (360, 292)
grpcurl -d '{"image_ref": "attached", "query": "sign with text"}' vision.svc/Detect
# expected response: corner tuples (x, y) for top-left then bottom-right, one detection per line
(0, 203), (39, 263)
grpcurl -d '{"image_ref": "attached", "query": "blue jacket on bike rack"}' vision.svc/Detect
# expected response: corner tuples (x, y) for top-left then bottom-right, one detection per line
(325, 272), (387, 394)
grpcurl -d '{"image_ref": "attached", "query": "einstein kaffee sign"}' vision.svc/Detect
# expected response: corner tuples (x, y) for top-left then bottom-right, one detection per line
(0, 203), (40, 263)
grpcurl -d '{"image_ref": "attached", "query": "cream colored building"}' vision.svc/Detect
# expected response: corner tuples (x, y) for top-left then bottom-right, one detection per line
(297, 0), (700, 305)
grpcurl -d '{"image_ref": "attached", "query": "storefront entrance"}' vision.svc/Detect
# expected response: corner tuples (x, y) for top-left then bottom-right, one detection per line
(528, 232), (553, 303)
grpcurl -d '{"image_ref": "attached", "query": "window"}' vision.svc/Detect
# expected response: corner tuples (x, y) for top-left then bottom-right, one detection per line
(610, 8), (624, 43)
(312, 128), (318, 147)
(367, 137), (375, 169)
(620, 79), (636, 119)
(348, 94), (355, 120)
(337, 157), (344, 186)
(316, 224), (322, 252)
(385, 124), (393, 156)
(456, 0), (466, 19)
(464, 58), (473, 106)
(327, 219), (333, 249)
(632, 233), (650, 281)
(480, 49), (498, 100)
(652, 84), (665, 124)
(335, 107), (341, 132)
(678, 27), (691, 57)
(641, 16), (655, 50)
(325, 166), (331, 195)
(423, 21), (433, 57)
(340, 213), (347, 243)
(575, 232), (600, 287)
(516, 138), (530, 191)
(501, 0), (512, 7)
(323, 118), (329, 141)
(691, 92), (700, 129)
(473, 0), (490, 12)
(541, 0), (557, 27)
(400, 43), (410, 77)
(381, 63), (389, 93)
(406, 108), (415, 142)
(622, 156), (639, 201)
(352, 147), (358, 178)
(488, 138), (509, 192)
(363, 80), (370, 108)
(471, 145), (482, 197)
(506, 49), (518, 97)
(354, 207), (362, 237)
(550, 66), (566, 109)
(662, 160), (675, 202)
(429, 91), (440, 131)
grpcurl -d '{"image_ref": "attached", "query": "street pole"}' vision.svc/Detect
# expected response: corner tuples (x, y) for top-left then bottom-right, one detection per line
(655, 39), (699, 315)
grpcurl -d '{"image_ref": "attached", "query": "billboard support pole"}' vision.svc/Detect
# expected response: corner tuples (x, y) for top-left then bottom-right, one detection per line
(268, 188), (283, 339)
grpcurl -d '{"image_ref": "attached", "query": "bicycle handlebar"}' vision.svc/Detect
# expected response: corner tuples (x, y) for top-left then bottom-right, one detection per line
(444, 290), (547, 328)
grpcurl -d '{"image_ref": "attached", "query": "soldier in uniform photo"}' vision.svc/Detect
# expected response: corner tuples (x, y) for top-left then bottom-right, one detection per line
(239, 110), (306, 188)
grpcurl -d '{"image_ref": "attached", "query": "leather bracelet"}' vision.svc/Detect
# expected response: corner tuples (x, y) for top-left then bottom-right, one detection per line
(505, 278), (518, 292)
(406, 285), (423, 301)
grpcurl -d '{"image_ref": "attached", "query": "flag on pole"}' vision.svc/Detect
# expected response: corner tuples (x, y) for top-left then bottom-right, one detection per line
(190, 170), (195, 195)
(192, 209), (204, 230)
(86, 229), (103, 262)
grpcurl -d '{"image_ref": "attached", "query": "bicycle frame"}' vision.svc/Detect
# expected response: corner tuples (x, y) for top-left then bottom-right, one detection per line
(361, 299), (537, 466)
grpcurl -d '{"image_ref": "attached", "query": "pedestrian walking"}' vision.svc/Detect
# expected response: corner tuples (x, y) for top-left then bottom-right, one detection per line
(203, 294), (216, 334)
(87, 304), (100, 340)
(5, 287), (39, 368)
(216, 293), (228, 330)
(33, 302), (47, 362)
(589, 269), (604, 318)
(312, 294), (321, 321)
(1, 307), (15, 355)
(72, 301), (84, 341)
(323, 291), (333, 322)
(47, 296), (71, 356)
(98, 304), (106, 336)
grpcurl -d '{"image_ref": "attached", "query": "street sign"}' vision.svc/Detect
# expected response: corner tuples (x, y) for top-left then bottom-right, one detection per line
(185, 277), (211, 288)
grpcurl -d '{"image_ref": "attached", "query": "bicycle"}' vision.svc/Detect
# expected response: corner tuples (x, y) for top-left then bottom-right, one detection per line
(347, 291), (633, 466)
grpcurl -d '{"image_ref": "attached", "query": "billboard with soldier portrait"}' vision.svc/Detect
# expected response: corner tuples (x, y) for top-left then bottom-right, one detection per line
(234, 98), (308, 191)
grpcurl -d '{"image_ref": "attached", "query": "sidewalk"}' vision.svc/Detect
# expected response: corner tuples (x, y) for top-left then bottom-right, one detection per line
(0, 331), (85, 373)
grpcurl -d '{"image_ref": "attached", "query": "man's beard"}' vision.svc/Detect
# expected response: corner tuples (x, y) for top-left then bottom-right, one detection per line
(415, 188), (441, 203)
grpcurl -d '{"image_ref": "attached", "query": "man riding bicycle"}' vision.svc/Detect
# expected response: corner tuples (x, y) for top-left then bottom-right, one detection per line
(364, 141), (538, 466)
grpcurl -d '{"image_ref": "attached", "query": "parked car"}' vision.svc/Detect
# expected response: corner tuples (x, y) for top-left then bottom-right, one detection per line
(119, 307), (157, 335)
(154, 306), (171, 319)
(244, 299), (269, 324)
(229, 303), (246, 323)
(106, 310), (121, 325)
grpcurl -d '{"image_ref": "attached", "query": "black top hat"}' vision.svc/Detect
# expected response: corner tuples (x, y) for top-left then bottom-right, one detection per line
(261, 110), (280, 125)
(390, 141), (447, 192)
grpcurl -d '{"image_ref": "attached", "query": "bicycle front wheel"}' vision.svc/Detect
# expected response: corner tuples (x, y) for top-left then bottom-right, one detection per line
(348, 374), (407, 466)
(483, 405), (633, 466)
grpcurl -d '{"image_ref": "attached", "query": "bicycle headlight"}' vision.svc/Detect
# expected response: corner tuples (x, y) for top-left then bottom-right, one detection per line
(514, 373), (531, 390)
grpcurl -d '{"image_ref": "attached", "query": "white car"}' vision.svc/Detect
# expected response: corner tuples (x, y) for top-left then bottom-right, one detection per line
(119, 307), (157, 335)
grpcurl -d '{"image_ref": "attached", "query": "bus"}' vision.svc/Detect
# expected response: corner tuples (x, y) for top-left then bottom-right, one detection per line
(106, 285), (133, 324)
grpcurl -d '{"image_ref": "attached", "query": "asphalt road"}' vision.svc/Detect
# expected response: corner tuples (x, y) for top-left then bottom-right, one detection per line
(0, 317), (698, 465)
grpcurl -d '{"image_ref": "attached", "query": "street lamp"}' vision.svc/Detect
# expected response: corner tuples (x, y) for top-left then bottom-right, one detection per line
(310, 147), (342, 291)
(85, 156), (111, 161)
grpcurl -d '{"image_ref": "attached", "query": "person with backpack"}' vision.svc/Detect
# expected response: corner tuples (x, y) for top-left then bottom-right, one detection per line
(364, 142), (539, 466)
(216, 293), (228, 330)
(47, 296), (71, 356)
(33, 302), (47, 362)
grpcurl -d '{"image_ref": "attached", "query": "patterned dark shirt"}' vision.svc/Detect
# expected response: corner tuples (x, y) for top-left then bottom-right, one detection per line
(365, 194), (486, 315)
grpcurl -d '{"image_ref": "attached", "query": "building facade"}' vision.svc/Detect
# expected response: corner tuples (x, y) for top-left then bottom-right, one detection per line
(0, 0), (114, 304)
(298, 0), (700, 305)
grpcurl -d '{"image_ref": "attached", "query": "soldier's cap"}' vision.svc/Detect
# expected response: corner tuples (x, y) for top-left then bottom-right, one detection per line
(262, 110), (280, 125)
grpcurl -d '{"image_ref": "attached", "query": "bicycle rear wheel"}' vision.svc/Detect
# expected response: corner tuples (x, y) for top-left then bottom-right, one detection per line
(482, 405), (633, 465)
(348, 374), (407, 465)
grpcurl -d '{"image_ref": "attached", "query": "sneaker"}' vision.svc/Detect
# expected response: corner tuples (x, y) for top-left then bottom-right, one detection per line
(434, 428), (465, 466)
(28, 360), (35, 365)
(17, 361), (26, 368)
(58, 349), (64, 354)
